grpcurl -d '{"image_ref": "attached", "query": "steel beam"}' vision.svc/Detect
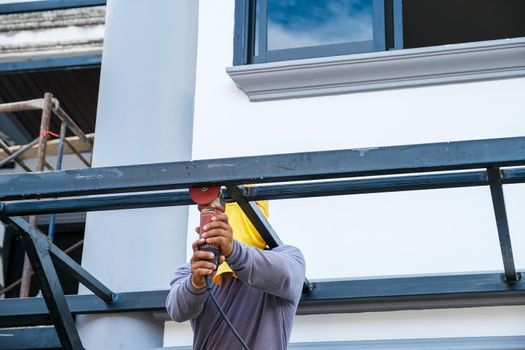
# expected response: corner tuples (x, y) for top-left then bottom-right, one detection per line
(298, 272), (525, 315)
(0, 326), (60, 350)
(227, 185), (283, 248)
(245, 170), (490, 201)
(15, 225), (84, 349)
(1, 272), (524, 328)
(3, 216), (115, 349)
(1, 137), (525, 200)
(1, 191), (194, 216)
(1, 137), (524, 341)
(487, 167), (519, 283)
(0, 239), (84, 297)
(502, 167), (525, 183)
(5, 329), (525, 350)
(49, 244), (114, 302)
(227, 184), (314, 293)
(0, 290), (168, 328)
(7, 216), (115, 302)
(3, 168), (525, 217)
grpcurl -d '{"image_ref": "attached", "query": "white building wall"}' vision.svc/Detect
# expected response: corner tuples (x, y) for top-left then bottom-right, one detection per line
(166, 0), (525, 347)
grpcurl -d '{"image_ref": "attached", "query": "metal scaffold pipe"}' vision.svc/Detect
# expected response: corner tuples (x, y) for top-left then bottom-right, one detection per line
(0, 98), (43, 113)
(0, 138), (32, 172)
(19, 92), (54, 298)
(0, 138), (39, 168)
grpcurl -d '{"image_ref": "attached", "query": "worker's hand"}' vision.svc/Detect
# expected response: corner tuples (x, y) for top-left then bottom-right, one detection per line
(190, 238), (225, 289)
(200, 213), (234, 258)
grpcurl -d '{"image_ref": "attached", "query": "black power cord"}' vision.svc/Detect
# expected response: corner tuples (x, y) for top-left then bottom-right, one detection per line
(204, 275), (250, 350)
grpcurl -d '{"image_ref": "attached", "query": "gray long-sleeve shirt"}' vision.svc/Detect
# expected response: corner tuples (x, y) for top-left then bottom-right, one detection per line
(166, 240), (306, 350)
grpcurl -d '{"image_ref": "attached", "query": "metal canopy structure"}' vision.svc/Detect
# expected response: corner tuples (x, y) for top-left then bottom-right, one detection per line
(1, 136), (525, 349)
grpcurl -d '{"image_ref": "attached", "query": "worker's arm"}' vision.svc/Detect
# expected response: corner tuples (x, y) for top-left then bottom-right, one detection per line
(228, 241), (305, 302)
(165, 264), (207, 322)
(165, 240), (222, 322)
(202, 214), (305, 302)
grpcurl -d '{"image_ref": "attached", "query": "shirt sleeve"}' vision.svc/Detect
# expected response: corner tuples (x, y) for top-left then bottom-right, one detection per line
(165, 263), (209, 322)
(225, 241), (306, 302)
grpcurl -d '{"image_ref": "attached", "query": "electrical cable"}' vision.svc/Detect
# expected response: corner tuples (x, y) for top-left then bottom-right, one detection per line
(204, 275), (250, 350)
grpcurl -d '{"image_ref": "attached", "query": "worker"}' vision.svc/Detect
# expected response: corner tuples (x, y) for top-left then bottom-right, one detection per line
(166, 200), (306, 349)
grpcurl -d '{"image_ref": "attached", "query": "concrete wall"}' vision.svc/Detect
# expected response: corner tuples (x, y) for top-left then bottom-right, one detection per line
(165, 0), (525, 347)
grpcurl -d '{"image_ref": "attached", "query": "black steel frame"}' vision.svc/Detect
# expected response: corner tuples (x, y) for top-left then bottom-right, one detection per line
(1, 136), (525, 349)
(1, 216), (114, 350)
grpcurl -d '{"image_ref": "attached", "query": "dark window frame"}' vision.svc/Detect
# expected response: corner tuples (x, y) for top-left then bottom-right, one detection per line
(234, 0), (525, 66)
(234, 0), (403, 65)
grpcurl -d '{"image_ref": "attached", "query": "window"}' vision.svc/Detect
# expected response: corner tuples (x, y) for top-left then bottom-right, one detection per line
(235, 0), (387, 64)
(234, 0), (525, 65)
(255, 0), (385, 63)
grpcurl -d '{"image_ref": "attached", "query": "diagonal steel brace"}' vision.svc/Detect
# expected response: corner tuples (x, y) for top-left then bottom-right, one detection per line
(6, 216), (115, 301)
(227, 185), (314, 293)
(487, 167), (520, 283)
(0, 215), (85, 350)
(0, 215), (116, 349)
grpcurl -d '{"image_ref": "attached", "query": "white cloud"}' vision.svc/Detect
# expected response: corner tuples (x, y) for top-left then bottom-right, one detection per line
(267, 3), (374, 50)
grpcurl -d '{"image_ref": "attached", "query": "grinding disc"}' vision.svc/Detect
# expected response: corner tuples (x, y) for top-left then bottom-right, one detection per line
(189, 186), (221, 204)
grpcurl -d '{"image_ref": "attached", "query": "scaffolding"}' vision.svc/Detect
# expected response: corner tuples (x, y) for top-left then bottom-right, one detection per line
(0, 94), (92, 299)
(0, 134), (524, 349)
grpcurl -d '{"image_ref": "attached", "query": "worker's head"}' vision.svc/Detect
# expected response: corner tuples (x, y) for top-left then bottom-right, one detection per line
(225, 200), (269, 250)
(214, 198), (269, 284)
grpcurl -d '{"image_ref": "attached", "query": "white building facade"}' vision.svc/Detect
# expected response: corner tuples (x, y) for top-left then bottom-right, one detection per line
(0, 0), (524, 349)
(178, 1), (525, 348)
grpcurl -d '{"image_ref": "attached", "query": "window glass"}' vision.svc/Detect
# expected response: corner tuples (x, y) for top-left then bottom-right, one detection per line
(403, 0), (525, 49)
(267, 0), (375, 51)
(235, 0), (524, 65)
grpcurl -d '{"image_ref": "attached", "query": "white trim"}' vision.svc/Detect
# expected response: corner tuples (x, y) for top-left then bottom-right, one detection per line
(226, 38), (525, 102)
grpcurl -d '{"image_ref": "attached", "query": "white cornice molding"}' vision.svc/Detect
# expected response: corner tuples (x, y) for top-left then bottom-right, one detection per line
(227, 38), (525, 102)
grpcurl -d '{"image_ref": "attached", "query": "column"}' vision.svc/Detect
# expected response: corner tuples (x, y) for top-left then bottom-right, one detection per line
(77, 1), (199, 348)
